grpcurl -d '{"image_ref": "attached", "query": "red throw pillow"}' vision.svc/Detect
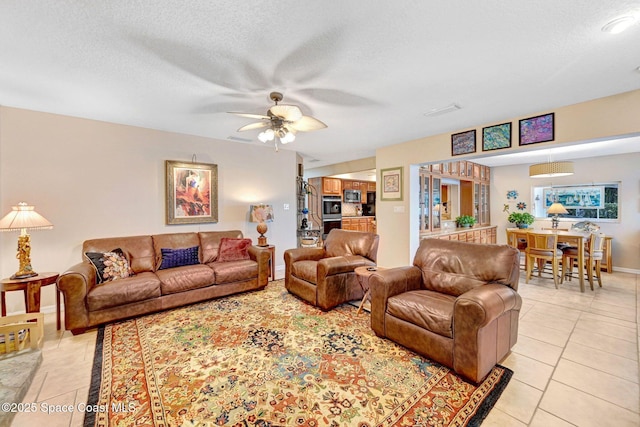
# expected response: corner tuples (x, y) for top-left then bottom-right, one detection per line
(218, 238), (252, 262)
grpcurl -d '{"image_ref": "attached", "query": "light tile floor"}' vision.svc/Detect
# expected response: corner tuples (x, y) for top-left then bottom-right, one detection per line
(12, 270), (640, 426)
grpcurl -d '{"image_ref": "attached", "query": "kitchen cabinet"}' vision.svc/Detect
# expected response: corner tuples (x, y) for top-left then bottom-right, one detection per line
(342, 216), (375, 233)
(367, 182), (376, 192)
(322, 177), (342, 195)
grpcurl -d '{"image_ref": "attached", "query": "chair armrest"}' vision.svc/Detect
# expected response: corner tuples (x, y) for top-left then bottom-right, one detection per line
(370, 266), (423, 336)
(57, 261), (96, 331)
(453, 283), (522, 382)
(318, 255), (374, 277)
(284, 247), (325, 264)
(454, 284), (521, 328)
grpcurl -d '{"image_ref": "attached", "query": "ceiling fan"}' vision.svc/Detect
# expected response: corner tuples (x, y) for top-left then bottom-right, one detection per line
(229, 92), (327, 151)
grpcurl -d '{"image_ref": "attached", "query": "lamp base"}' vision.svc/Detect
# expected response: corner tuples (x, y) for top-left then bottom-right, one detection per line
(10, 271), (38, 280)
(551, 215), (560, 229)
(257, 236), (268, 246)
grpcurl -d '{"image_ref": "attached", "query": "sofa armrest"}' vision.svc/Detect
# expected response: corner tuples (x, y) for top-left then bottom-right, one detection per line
(248, 246), (271, 286)
(370, 266), (423, 336)
(57, 261), (96, 332)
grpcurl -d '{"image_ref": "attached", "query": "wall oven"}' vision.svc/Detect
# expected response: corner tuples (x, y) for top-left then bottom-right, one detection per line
(322, 196), (342, 217)
(322, 196), (342, 238)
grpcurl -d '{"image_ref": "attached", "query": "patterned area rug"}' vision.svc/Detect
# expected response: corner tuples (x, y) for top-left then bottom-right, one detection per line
(85, 280), (512, 427)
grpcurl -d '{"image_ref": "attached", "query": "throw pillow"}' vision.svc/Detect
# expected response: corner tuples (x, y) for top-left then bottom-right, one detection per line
(159, 246), (200, 270)
(218, 238), (252, 262)
(85, 248), (133, 284)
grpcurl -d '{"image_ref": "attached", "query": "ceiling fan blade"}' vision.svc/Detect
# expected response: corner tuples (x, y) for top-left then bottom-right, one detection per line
(269, 104), (302, 121)
(228, 112), (270, 120)
(237, 121), (270, 132)
(289, 115), (328, 132)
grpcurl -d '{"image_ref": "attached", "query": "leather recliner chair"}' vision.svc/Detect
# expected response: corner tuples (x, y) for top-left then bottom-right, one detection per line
(370, 238), (521, 383)
(284, 229), (379, 310)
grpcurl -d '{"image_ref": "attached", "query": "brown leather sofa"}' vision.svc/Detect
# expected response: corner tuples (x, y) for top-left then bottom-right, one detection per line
(57, 231), (270, 335)
(370, 238), (521, 383)
(284, 229), (379, 310)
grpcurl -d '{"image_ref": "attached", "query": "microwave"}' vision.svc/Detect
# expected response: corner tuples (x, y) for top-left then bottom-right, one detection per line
(343, 189), (361, 203)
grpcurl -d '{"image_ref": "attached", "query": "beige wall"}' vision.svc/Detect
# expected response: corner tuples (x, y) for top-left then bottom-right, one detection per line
(376, 89), (640, 270)
(0, 107), (298, 314)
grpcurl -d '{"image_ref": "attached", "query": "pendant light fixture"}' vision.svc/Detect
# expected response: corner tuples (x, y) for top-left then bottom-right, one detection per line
(529, 161), (574, 178)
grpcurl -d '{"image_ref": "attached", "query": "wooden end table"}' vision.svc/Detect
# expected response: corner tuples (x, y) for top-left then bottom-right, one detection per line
(1, 272), (61, 330)
(354, 266), (385, 314)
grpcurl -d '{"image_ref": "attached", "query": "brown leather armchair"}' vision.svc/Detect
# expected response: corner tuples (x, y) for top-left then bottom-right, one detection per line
(370, 238), (521, 383)
(284, 229), (379, 310)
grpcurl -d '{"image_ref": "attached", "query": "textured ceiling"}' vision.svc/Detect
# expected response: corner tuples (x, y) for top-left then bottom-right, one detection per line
(1, 1), (639, 168)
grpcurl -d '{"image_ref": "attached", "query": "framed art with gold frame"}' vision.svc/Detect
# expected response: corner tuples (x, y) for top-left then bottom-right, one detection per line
(380, 167), (403, 201)
(165, 160), (218, 224)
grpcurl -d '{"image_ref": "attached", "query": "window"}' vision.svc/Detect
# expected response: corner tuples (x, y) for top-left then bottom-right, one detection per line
(532, 183), (619, 221)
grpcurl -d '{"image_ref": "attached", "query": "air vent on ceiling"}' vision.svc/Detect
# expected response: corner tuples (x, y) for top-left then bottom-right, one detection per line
(424, 103), (461, 118)
(227, 136), (254, 143)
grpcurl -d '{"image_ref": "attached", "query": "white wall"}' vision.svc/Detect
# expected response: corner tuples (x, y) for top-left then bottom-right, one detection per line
(491, 153), (640, 271)
(375, 89), (640, 270)
(0, 107), (298, 314)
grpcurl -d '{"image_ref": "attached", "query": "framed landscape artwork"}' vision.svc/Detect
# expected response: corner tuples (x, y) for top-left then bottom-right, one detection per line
(166, 160), (218, 224)
(482, 122), (512, 151)
(519, 113), (555, 145)
(451, 130), (476, 156)
(380, 167), (403, 201)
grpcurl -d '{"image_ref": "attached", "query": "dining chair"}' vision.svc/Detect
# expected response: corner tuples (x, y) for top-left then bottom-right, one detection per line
(526, 232), (562, 288)
(562, 232), (605, 290)
(506, 228), (528, 270)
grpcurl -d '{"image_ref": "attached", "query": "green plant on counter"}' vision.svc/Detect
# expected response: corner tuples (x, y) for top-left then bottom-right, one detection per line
(507, 212), (535, 228)
(455, 215), (476, 228)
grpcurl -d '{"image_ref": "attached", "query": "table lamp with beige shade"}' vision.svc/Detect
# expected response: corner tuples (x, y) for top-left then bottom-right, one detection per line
(250, 204), (274, 246)
(0, 202), (53, 279)
(547, 202), (568, 229)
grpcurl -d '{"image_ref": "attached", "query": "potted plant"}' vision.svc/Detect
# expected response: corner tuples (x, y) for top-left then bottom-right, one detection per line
(508, 212), (535, 229)
(455, 215), (476, 228)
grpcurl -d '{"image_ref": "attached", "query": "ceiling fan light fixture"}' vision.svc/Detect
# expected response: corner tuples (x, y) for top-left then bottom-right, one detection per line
(601, 16), (636, 34)
(258, 129), (275, 143)
(280, 131), (295, 144)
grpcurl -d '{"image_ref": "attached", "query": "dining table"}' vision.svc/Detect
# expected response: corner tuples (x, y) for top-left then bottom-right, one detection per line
(507, 228), (592, 292)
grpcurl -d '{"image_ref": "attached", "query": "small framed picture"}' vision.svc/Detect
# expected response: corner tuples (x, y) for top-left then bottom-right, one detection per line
(519, 113), (554, 145)
(380, 167), (403, 201)
(482, 122), (512, 151)
(451, 130), (476, 156)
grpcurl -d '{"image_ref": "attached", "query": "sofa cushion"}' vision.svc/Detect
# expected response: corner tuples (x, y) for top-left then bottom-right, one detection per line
(84, 248), (133, 284)
(83, 235), (155, 274)
(199, 230), (244, 263)
(159, 246), (200, 270)
(291, 260), (318, 284)
(87, 272), (161, 311)
(387, 290), (456, 339)
(152, 233), (201, 271)
(157, 264), (215, 295)
(218, 238), (252, 262)
(208, 260), (258, 284)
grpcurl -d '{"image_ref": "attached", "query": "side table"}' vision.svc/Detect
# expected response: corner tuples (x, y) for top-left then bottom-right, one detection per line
(354, 266), (386, 314)
(0, 272), (61, 330)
